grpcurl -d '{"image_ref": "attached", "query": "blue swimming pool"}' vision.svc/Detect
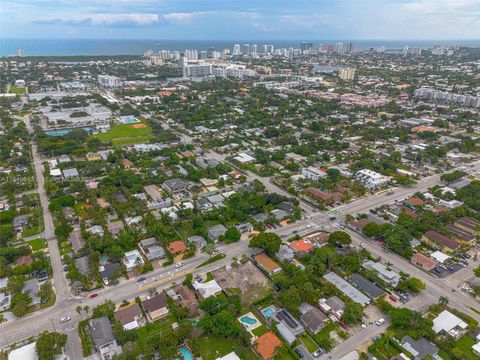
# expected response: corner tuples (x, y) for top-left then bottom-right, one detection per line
(261, 306), (276, 318)
(121, 117), (140, 124)
(178, 347), (193, 360)
(44, 127), (93, 136)
(240, 315), (258, 326)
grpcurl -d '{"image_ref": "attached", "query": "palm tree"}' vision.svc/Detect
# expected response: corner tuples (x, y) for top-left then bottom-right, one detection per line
(0, 313), (6, 325)
(439, 296), (449, 306)
(83, 305), (90, 314)
(75, 305), (82, 315)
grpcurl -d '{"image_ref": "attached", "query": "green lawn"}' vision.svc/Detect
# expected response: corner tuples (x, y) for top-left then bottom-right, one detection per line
(312, 321), (338, 351)
(92, 123), (152, 146)
(300, 334), (318, 352)
(252, 324), (269, 337)
(28, 238), (47, 251)
(194, 335), (257, 360)
(452, 335), (478, 360)
(368, 336), (404, 360)
(9, 87), (26, 94)
(135, 316), (174, 352)
(196, 253), (226, 268)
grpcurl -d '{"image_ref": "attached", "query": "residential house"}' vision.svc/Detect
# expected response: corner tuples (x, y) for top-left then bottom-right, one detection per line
(7, 342), (38, 360)
(141, 293), (169, 321)
(400, 336), (439, 360)
(299, 303), (328, 334)
(362, 260), (401, 287)
(174, 285), (199, 316)
(254, 253), (282, 275)
(235, 222), (253, 233)
(123, 250), (144, 270)
(323, 272), (370, 306)
(108, 220), (124, 236)
(114, 303), (144, 330)
(22, 279), (40, 305)
(192, 280), (222, 299)
(350, 274), (384, 299)
(89, 317), (122, 360)
(139, 238), (165, 261)
(422, 230), (460, 252)
(411, 253), (436, 271)
(99, 263), (120, 284)
(432, 310), (468, 338)
(289, 239), (313, 254)
(454, 217), (479, 235)
(62, 168), (79, 179)
(272, 308), (305, 336)
(75, 256), (91, 276)
(276, 245), (294, 262)
(68, 230), (85, 253)
(207, 224), (227, 241)
(319, 296), (345, 319)
(253, 332), (282, 360)
(167, 241), (187, 255)
(445, 224), (476, 244)
(187, 235), (207, 250)
(162, 178), (187, 197)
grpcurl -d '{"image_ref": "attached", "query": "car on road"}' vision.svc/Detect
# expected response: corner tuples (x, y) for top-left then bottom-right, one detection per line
(175, 262), (184, 268)
(60, 316), (71, 323)
(375, 318), (385, 326)
(292, 230), (298, 234)
(137, 277), (146, 282)
(90, 293), (98, 298)
(372, 335), (381, 342)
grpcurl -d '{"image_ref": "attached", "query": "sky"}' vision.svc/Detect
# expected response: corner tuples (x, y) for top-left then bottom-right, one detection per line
(1, 0), (479, 40)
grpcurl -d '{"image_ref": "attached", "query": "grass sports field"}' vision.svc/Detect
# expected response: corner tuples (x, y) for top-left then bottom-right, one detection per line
(92, 123), (152, 146)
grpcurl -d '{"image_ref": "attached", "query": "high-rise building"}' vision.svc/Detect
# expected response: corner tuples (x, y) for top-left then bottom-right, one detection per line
(334, 42), (344, 54)
(17, 49), (25, 57)
(322, 44), (334, 53)
(233, 44), (241, 55)
(250, 44), (258, 56)
(183, 64), (212, 78)
(346, 42), (354, 54)
(200, 51), (208, 60)
(339, 68), (355, 80)
(242, 44), (250, 55)
(184, 49), (198, 60)
(300, 42), (313, 51)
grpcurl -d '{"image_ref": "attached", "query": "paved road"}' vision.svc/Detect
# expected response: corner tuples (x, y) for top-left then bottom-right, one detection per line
(22, 115), (80, 357)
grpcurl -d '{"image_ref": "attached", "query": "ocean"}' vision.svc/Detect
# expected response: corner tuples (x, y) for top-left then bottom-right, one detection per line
(1, 38), (480, 57)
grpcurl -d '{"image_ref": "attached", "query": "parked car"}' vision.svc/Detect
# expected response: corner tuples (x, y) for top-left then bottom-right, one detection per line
(90, 293), (98, 298)
(375, 318), (385, 326)
(60, 316), (71, 323)
(137, 277), (146, 282)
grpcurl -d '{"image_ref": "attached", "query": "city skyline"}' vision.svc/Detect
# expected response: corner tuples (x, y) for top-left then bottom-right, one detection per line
(1, 0), (479, 41)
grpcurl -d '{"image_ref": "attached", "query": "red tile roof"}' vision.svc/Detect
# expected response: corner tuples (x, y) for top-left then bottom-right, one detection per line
(254, 332), (282, 360)
(168, 241), (187, 254)
(290, 239), (313, 253)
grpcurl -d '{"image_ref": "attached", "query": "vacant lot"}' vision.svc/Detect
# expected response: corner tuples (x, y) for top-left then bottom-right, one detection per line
(211, 261), (272, 305)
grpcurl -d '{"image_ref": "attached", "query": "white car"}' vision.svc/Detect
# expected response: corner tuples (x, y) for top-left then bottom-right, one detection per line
(60, 316), (71, 323)
(175, 262), (184, 268)
(375, 318), (385, 326)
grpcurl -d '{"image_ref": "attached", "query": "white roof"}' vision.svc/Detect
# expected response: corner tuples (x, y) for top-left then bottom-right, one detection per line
(192, 280), (222, 299)
(430, 251), (450, 264)
(216, 352), (241, 360)
(49, 168), (62, 177)
(433, 310), (468, 334)
(124, 250), (144, 269)
(234, 152), (255, 163)
(8, 342), (38, 360)
(473, 342), (480, 354)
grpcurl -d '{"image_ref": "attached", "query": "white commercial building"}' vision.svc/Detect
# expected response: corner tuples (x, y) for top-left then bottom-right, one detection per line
(8, 342), (38, 360)
(302, 167), (327, 182)
(183, 64), (212, 78)
(362, 260), (401, 287)
(192, 280), (222, 299)
(97, 75), (122, 88)
(354, 169), (390, 189)
(234, 152), (255, 164)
